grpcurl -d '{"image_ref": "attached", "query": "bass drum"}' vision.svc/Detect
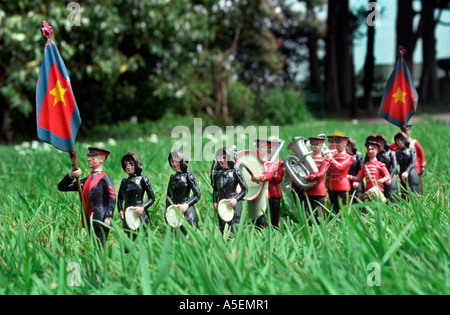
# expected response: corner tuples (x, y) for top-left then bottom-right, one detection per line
(234, 150), (266, 201)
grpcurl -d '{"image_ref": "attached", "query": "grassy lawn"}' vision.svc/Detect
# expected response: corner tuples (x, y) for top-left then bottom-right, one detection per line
(0, 117), (449, 295)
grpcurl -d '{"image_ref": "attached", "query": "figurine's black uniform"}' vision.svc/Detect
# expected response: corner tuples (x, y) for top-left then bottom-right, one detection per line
(58, 170), (116, 245)
(166, 170), (201, 235)
(349, 152), (365, 203)
(377, 150), (400, 202)
(118, 152), (155, 237)
(213, 165), (248, 234)
(395, 132), (422, 197)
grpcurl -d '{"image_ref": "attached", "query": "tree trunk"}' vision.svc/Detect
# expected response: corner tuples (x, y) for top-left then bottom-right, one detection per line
(396, 0), (416, 74)
(362, 0), (376, 111)
(325, 0), (341, 110)
(335, 0), (354, 111)
(306, 1), (321, 87)
(419, 0), (440, 103)
(0, 97), (13, 143)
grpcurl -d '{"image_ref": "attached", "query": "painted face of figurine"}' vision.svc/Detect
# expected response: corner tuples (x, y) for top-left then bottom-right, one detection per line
(396, 136), (406, 149)
(311, 142), (323, 155)
(124, 159), (135, 175)
(218, 154), (229, 169)
(375, 139), (384, 151)
(345, 142), (353, 155)
(257, 143), (270, 160)
(335, 139), (347, 153)
(88, 154), (105, 170)
(170, 158), (182, 172)
(328, 139), (336, 150)
(367, 146), (378, 159)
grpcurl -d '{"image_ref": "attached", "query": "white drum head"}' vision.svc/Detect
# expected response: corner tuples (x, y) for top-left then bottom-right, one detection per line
(235, 150), (265, 201)
(218, 199), (234, 222)
(125, 207), (140, 230)
(165, 205), (182, 228)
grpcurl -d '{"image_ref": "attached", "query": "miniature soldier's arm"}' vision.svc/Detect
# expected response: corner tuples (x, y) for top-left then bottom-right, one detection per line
(58, 174), (86, 192)
(389, 151), (398, 177)
(141, 175), (155, 210)
(378, 164), (391, 185)
(235, 168), (248, 202)
(117, 179), (125, 213)
(166, 176), (173, 209)
(406, 148), (416, 174)
(306, 158), (330, 181)
(414, 141), (426, 173)
(102, 176), (116, 220)
(329, 155), (355, 171)
(186, 171), (201, 208)
(348, 167), (364, 183)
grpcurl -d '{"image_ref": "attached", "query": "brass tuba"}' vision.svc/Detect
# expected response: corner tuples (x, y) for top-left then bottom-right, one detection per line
(281, 137), (318, 190)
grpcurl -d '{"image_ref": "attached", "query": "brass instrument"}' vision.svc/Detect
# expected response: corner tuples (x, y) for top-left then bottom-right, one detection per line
(281, 137), (318, 190)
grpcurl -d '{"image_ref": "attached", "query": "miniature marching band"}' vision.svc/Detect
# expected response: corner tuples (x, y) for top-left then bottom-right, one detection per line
(56, 126), (425, 245)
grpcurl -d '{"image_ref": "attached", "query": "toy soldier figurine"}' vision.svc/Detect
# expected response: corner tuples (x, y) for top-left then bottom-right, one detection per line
(374, 135), (400, 202)
(327, 135), (355, 211)
(58, 147), (116, 246)
(166, 150), (201, 235)
(394, 131), (422, 197)
(346, 138), (365, 203)
(118, 152), (155, 239)
(325, 135), (337, 199)
(250, 139), (285, 228)
(401, 125), (425, 193)
(303, 136), (331, 221)
(213, 147), (248, 234)
(348, 141), (391, 203)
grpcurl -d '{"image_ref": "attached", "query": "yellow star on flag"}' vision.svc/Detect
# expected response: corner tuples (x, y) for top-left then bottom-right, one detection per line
(392, 87), (407, 104)
(50, 80), (68, 106)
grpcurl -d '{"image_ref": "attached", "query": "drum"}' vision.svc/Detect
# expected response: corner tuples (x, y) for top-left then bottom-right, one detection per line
(234, 150), (265, 201)
(124, 207), (140, 230)
(362, 186), (387, 203)
(217, 199), (234, 222)
(165, 205), (182, 228)
(247, 187), (268, 219)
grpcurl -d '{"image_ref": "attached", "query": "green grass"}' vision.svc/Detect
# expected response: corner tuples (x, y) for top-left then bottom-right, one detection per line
(0, 118), (449, 295)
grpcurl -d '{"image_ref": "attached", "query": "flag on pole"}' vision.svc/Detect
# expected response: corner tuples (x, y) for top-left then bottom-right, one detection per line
(36, 21), (81, 152)
(378, 51), (418, 128)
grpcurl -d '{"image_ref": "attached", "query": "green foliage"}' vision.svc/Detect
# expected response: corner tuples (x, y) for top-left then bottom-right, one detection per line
(0, 119), (449, 295)
(0, 0), (304, 141)
(258, 87), (311, 125)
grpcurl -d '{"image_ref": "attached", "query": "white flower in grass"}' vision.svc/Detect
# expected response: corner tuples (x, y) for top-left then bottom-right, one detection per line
(107, 138), (117, 146)
(149, 134), (158, 143)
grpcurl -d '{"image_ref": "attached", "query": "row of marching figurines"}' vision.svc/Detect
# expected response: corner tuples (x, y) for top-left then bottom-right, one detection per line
(57, 124), (425, 246)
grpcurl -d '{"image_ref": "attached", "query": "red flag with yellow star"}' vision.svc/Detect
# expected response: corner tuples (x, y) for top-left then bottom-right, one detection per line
(378, 56), (418, 128)
(36, 24), (81, 152)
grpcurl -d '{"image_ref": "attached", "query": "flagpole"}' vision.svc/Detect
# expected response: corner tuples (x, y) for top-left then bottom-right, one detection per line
(69, 151), (86, 215)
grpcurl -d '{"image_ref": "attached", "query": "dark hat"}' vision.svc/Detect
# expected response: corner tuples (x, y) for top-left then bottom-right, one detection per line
(365, 141), (381, 149)
(308, 137), (325, 145)
(255, 138), (282, 147)
(334, 135), (350, 141)
(87, 147), (110, 157)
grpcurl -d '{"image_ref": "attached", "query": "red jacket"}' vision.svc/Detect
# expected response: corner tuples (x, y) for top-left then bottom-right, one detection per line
(328, 153), (354, 191)
(305, 157), (331, 196)
(261, 160), (284, 199)
(410, 139), (425, 175)
(350, 160), (391, 192)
